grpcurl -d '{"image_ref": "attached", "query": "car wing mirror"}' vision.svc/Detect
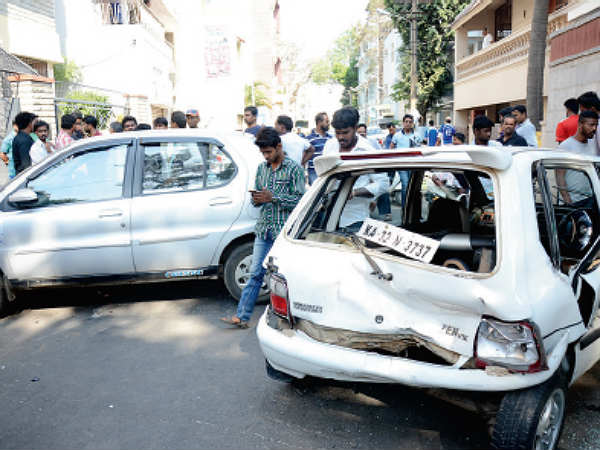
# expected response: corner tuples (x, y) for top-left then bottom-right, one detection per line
(8, 188), (38, 206)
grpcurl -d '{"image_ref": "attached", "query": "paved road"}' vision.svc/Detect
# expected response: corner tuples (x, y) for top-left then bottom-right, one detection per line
(0, 281), (598, 450)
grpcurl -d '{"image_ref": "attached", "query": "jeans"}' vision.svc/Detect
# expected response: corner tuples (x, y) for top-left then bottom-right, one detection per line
(307, 168), (318, 185)
(377, 193), (391, 215)
(236, 231), (274, 322)
(398, 170), (411, 208)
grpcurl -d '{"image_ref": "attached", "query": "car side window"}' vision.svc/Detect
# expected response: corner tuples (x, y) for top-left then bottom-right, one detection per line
(24, 144), (128, 208)
(142, 142), (207, 193)
(206, 144), (236, 188)
(533, 163), (600, 273)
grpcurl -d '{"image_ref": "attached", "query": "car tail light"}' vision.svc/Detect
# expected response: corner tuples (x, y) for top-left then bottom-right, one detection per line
(269, 274), (293, 325)
(474, 318), (547, 373)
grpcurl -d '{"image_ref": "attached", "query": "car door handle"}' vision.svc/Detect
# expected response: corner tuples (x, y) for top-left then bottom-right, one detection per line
(98, 209), (123, 218)
(209, 197), (233, 206)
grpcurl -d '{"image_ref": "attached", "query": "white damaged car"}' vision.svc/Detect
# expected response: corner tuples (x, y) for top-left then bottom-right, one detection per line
(257, 146), (600, 450)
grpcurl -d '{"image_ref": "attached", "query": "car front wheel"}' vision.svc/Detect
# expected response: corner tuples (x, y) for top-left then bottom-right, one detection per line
(491, 371), (567, 450)
(223, 242), (270, 303)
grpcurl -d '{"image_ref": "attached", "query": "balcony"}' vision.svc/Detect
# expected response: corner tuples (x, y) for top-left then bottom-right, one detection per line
(455, 12), (568, 82)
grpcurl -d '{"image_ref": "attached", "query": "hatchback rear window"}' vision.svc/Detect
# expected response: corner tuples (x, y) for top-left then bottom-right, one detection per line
(294, 167), (497, 273)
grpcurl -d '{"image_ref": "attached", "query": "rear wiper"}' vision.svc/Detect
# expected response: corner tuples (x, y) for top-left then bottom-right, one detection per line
(345, 231), (393, 281)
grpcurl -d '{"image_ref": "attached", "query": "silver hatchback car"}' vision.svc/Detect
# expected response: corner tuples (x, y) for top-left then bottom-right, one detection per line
(0, 129), (266, 314)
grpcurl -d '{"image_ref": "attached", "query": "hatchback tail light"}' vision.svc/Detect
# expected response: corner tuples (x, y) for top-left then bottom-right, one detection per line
(269, 274), (293, 325)
(474, 318), (546, 373)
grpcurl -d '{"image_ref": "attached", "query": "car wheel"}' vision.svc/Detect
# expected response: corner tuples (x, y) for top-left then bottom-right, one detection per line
(491, 371), (567, 450)
(0, 275), (13, 317)
(223, 242), (270, 303)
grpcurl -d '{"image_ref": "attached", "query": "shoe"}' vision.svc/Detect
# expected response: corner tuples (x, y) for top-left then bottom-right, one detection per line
(383, 213), (392, 221)
(220, 316), (249, 328)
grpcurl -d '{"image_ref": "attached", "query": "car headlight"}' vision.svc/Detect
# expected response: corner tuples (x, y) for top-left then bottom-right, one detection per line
(475, 318), (546, 373)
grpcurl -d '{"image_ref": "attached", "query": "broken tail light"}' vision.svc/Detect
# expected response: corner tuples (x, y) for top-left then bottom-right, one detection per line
(474, 318), (547, 373)
(269, 273), (293, 325)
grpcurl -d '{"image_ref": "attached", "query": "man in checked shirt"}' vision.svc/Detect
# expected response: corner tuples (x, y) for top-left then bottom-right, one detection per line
(221, 126), (305, 328)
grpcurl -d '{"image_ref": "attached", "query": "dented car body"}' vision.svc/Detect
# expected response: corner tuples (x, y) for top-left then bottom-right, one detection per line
(257, 146), (600, 449)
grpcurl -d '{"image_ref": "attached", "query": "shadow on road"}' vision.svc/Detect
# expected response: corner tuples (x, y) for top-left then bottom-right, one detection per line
(14, 279), (233, 313)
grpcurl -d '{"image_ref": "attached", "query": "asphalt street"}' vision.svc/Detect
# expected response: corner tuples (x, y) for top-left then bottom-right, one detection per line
(0, 280), (599, 450)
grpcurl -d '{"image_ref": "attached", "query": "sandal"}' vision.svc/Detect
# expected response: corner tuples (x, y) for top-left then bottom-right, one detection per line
(220, 316), (248, 328)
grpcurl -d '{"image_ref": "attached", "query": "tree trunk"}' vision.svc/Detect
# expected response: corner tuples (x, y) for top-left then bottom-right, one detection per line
(526, 0), (550, 131)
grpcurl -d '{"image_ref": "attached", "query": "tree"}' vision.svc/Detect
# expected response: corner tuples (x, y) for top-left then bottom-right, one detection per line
(527, 0), (549, 131)
(244, 82), (272, 109)
(384, 0), (470, 119)
(311, 25), (363, 106)
(53, 59), (82, 83)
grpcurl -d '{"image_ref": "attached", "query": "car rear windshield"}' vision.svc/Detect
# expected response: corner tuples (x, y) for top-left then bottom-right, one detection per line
(293, 167), (497, 273)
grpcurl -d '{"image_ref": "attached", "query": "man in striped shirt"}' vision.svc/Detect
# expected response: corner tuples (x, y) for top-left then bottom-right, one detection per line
(305, 112), (332, 185)
(221, 126), (305, 328)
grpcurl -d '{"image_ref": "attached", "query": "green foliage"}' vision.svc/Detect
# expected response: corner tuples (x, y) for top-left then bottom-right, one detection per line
(53, 59), (82, 83)
(244, 82), (272, 109)
(384, 0), (470, 118)
(59, 91), (111, 129)
(311, 25), (363, 106)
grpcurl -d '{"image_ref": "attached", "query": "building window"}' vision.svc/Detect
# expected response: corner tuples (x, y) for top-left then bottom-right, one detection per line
(494, 0), (512, 42)
(549, 0), (569, 13)
(18, 56), (48, 77)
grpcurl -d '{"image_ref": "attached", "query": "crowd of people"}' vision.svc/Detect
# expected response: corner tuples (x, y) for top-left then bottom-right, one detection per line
(0, 108), (203, 182)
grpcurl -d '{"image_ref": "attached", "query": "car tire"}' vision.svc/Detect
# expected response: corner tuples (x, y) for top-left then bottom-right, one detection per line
(223, 242), (270, 303)
(491, 371), (567, 450)
(0, 275), (13, 317)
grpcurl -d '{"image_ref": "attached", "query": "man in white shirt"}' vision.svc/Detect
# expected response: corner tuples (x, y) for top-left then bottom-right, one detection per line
(482, 27), (493, 49)
(473, 115), (503, 147)
(556, 111), (598, 205)
(275, 115), (314, 167)
(30, 120), (54, 165)
(323, 107), (389, 231)
(512, 105), (538, 147)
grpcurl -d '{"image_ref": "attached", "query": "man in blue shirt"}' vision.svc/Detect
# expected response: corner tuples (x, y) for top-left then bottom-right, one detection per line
(305, 112), (332, 185)
(390, 114), (418, 208)
(438, 117), (455, 145)
(427, 120), (438, 146)
(243, 106), (262, 136)
(391, 114), (418, 149)
(384, 123), (396, 149)
(0, 119), (17, 179)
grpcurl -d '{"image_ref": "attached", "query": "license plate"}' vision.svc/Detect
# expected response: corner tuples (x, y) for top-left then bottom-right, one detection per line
(357, 218), (440, 264)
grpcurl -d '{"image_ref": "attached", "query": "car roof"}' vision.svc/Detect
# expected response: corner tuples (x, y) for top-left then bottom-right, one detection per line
(313, 146), (600, 176)
(62, 129), (261, 161)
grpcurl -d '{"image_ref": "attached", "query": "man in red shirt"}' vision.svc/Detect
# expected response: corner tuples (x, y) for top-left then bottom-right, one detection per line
(555, 98), (579, 144)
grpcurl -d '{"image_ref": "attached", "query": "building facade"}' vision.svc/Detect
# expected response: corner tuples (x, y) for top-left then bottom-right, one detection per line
(357, 7), (405, 127)
(0, 0), (61, 136)
(545, 2), (600, 145)
(452, 0), (577, 143)
(56, 0), (177, 125)
(172, 0), (280, 130)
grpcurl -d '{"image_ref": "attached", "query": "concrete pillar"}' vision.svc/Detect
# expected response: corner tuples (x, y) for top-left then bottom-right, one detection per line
(124, 94), (151, 125)
(8, 74), (56, 140)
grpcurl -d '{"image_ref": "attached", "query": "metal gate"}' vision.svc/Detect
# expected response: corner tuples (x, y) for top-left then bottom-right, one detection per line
(54, 98), (130, 135)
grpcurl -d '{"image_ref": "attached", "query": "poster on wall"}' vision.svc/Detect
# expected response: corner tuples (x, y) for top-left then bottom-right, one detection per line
(204, 26), (231, 78)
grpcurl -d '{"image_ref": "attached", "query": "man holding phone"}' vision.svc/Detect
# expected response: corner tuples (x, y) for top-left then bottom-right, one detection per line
(221, 127), (305, 328)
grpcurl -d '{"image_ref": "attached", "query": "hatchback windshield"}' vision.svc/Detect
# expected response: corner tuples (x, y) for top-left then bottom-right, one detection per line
(294, 166), (497, 273)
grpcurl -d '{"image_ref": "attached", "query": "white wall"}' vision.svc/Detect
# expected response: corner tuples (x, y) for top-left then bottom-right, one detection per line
(57, 0), (175, 109)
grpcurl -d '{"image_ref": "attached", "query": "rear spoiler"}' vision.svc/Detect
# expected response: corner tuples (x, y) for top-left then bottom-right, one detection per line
(314, 146), (512, 176)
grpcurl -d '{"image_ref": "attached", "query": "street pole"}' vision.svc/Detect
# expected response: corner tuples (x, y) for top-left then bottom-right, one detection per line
(409, 0), (417, 115)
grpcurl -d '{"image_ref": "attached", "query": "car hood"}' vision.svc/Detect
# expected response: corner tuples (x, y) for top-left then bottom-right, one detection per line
(267, 238), (532, 357)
